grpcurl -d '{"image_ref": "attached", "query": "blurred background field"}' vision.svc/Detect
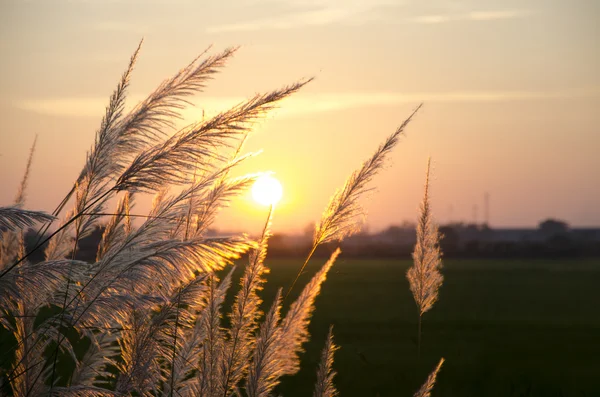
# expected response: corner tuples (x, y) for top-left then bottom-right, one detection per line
(237, 256), (600, 397)
(3, 231), (599, 396)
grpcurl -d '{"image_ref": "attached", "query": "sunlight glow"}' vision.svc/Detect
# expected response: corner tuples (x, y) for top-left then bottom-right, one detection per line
(252, 175), (283, 206)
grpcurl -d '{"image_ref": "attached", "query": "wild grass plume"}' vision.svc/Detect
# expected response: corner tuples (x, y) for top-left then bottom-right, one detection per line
(285, 103), (422, 299)
(0, 207), (54, 235)
(0, 41), (442, 397)
(413, 358), (444, 397)
(313, 326), (338, 397)
(406, 158), (444, 359)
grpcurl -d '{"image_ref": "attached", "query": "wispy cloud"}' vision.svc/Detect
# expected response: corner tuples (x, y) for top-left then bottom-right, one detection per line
(207, 0), (399, 33)
(468, 10), (530, 21)
(206, 0), (531, 33)
(412, 15), (452, 24)
(12, 95), (243, 119)
(91, 21), (148, 34)
(276, 89), (600, 116)
(57, 0), (192, 3)
(412, 9), (531, 24)
(207, 9), (350, 33)
(14, 88), (599, 119)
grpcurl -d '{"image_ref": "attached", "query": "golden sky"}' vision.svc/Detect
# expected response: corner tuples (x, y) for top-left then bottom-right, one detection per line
(0, 0), (599, 233)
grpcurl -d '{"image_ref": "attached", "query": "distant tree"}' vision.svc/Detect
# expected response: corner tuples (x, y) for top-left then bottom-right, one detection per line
(303, 222), (316, 238)
(400, 220), (416, 229)
(381, 225), (403, 239)
(438, 225), (459, 255)
(539, 219), (570, 238)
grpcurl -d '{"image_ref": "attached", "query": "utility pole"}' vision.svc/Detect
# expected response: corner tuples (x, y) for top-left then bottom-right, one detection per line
(484, 192), (490, 227)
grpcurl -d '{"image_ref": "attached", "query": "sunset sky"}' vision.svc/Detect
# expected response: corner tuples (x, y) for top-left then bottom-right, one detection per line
(0, 0), (599, 234)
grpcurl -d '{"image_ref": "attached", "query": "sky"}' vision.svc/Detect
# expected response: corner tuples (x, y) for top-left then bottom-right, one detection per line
(0, 0), (599, 234)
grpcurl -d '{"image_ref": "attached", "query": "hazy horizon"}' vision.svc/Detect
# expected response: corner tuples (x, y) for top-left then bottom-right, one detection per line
(1, 0), (599, 234)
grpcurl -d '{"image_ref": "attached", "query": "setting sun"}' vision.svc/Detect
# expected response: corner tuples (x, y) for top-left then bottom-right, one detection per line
(252, 175), (283, 206)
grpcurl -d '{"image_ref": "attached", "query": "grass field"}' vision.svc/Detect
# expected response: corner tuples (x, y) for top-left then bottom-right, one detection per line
(231, 256), (600, 397)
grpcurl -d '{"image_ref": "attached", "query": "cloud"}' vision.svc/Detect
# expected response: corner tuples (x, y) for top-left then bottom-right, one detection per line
(275, 89), (600, 116)
(91, 21), (148, 34)
(206, 0), (531, 33)
(412, 15), (452, 24)
(207, 9), (352, 33)
(15, 98), (110, 118)
(12, 95), (245, 119)
(13, 88), (600, 119)
(52, 0), (192, 3)
(412, 9), (531, 24)
(467, 10), (531, 21)
(207, 0), (400, 33)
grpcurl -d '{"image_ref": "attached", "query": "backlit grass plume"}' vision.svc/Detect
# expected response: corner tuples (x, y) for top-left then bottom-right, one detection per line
(313, 326), (338, 397)
(413, 358), (444, 397)
(219, 205), (273, 397)
(0, 42), (308, 396)
(0, 135), (52, 279)
(0, 136), (43, 272)
(314, 104), (422, 246)
(0, 207), (54, 235)
(406, 158), (444, 359)
(14, 135), (37, 207)
(0, 39), (443, 397)
(285, 105), (422, 299)
(279, 249), (341, 374)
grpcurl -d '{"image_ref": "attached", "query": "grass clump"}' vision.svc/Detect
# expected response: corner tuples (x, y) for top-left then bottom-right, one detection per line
(0, 40), (441, 396)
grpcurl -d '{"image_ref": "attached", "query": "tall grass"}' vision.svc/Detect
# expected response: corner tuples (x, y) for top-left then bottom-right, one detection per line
(407, 158), (444, 360)
(0, 42), (443, 396)
(313, 326), (338, 397)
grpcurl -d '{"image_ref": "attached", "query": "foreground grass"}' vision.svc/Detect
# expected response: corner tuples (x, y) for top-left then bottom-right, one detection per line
(228, 256), (600, 397)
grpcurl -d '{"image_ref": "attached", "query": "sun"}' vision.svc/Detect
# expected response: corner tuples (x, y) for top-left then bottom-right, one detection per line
(252, 175), (283, 206)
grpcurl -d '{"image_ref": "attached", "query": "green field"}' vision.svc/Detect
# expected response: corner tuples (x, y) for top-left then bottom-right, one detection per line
(3, 257), (600, 396)
(240, 256), (600, 397)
